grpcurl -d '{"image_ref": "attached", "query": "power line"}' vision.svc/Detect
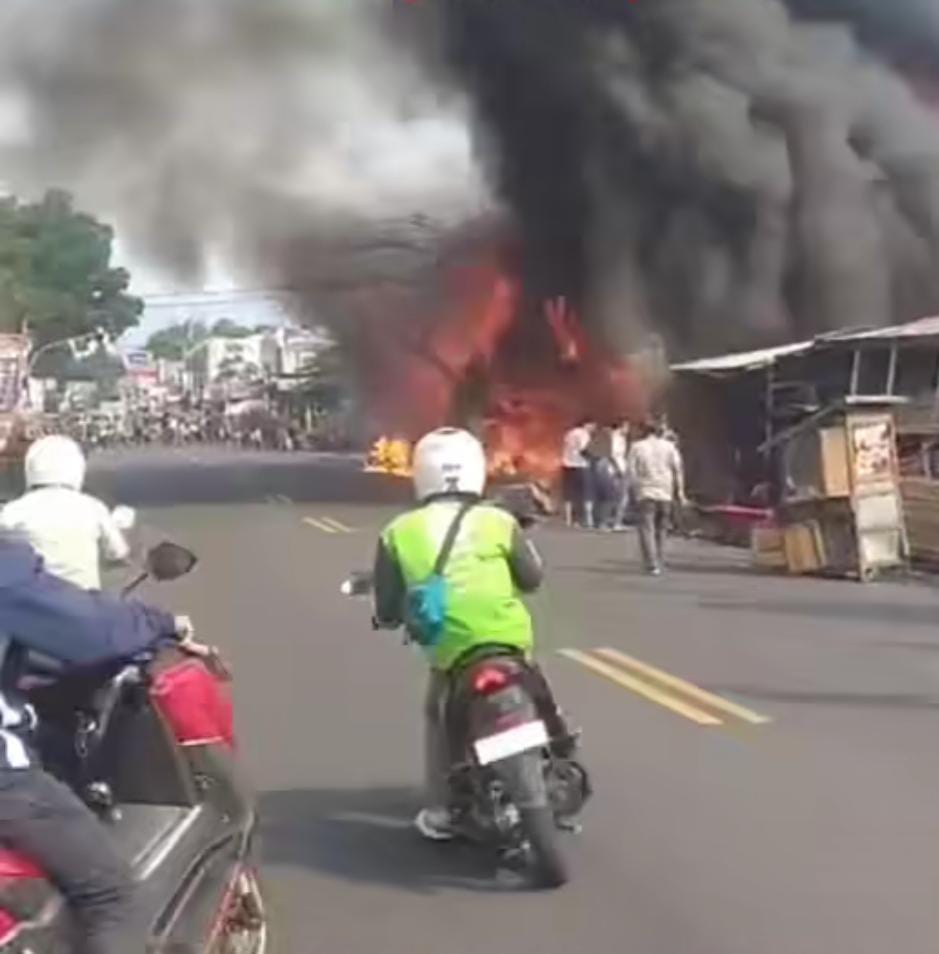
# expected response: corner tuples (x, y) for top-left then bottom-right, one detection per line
(142, 288), (296, 307)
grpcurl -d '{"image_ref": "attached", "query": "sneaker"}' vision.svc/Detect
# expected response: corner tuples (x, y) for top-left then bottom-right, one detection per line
(414, 807), (456, 842)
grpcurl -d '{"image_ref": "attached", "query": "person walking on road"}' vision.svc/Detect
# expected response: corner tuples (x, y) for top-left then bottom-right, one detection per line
(627, 420), (686, 575)
(610, 419), (631, 528)
(561, 420), (596, 528)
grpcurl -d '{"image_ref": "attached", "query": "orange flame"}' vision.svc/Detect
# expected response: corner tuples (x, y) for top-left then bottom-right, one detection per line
(365, 436), (413, 477)
(357, 235), (648, 484)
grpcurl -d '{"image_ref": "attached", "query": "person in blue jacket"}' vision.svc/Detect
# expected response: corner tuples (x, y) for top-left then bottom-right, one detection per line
(0, 531), (190, 954)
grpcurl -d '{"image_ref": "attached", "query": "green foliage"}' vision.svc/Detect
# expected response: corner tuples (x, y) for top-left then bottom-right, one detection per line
(146, 316), (253, 360)
(297, 342), (346, 408)
(210, 318), (253, 339)
(146, 320), (207, 361)
(0, 189), (142, 347)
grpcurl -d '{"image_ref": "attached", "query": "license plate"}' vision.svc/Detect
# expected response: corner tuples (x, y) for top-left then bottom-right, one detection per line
(473, 720), (549, 766)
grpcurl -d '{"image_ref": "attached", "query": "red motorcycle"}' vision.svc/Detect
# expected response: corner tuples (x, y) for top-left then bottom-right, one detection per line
(0, 542), (267, 953)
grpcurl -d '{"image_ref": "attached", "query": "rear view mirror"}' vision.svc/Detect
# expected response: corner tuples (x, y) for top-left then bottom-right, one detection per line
(146, 542), (198, 582)
(111, 506), (137, 532)
(341, 571), (374, 597)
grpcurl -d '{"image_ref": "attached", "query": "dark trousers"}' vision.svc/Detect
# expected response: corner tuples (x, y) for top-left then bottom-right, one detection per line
(0, 768), (137, 954)
(638, 498), (671, 571)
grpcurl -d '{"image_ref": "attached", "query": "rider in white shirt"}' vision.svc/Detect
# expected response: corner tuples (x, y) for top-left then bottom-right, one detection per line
(0, 435), (130, 590)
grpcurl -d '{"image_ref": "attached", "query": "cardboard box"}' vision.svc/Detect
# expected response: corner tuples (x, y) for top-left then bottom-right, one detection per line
(751, 525), (786, 569)
(784, 522), (825, 574)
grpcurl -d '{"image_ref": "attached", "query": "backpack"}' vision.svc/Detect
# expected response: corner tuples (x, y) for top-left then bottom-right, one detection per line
(404, 501), (475, 648)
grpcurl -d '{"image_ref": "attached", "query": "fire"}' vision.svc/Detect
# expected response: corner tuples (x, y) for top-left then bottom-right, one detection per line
(365, 436), (413, 477)
(357, 231), (649, 485)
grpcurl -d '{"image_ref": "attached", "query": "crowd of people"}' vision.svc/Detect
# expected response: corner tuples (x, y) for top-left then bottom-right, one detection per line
(560, 418), (686, 575)
(38, 408), (352, 456)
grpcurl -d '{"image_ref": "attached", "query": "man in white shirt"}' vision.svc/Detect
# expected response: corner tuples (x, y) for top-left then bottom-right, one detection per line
(560, 420), (596, 528)
(626, 421), (685, 574)
(610, 420), (631, 527)
(0, 435), (130, 590)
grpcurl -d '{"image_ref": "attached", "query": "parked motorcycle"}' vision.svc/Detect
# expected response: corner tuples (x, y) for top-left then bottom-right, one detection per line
(0, 541), (267, 953)
(342, 571), (590, 890)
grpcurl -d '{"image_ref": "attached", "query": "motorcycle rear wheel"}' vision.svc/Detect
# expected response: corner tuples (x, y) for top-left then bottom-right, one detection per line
(213, 867), (267, 954)
(520, 805), (569, 889)
(496, 753), (570, 890)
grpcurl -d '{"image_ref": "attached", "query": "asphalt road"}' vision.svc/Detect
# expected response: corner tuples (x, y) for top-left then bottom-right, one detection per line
(89, 445), (939, 954)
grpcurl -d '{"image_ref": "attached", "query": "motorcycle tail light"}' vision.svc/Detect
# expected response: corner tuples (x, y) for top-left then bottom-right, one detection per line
(471, 666), (514, 696)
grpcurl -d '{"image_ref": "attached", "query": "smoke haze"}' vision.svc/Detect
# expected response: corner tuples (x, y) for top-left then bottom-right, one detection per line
(1, 0), (939, 360)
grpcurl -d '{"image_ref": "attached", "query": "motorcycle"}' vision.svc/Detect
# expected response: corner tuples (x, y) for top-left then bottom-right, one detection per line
(0, 541), (267, 953)
(342, 570), (591, 890)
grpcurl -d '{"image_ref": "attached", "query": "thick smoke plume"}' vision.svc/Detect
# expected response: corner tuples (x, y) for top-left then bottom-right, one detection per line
(0, 0), (485, 286)
(1, 0), (939, 366)
(442, 0), (939, 356)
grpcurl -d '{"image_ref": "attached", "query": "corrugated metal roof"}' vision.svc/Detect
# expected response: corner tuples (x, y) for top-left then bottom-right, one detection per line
(670, 341), (813, 374)
(820, 315), (939, 343)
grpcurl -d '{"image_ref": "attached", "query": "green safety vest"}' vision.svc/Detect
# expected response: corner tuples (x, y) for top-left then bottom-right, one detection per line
(381, 500), (534, 671)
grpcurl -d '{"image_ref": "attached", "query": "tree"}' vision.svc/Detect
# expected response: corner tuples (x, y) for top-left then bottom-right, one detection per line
(0, 189), (142, 348)
(146, 320), (208, 361)
(296, 342), (347, 409)
(210, 318), (252, 339)
(146, 317), (253, 360)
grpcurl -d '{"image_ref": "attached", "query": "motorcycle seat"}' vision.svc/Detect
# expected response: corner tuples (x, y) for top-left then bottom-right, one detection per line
(448, 644), (525, 679)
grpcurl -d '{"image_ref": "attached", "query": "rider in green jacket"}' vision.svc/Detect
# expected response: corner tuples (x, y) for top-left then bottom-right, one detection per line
(373, 428), (570, 840)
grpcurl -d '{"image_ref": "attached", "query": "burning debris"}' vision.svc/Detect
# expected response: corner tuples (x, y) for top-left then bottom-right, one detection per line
(365, 436), (413, 478)
(349, 230), (650, 481)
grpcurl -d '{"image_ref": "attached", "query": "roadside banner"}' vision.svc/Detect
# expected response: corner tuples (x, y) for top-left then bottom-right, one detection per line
(0, 335), (28, 412)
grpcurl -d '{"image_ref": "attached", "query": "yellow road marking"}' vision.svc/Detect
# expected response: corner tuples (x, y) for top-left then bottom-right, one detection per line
(559, 649), (722, 726)
(321, 517), (352, 533)
(595, 648), (771, 725)
(303, 517), (338, 534)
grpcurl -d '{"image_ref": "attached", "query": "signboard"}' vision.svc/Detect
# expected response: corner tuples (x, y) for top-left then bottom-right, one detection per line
(124, 349), (153, 369)
(850, 419), (894, 486)
(0, 335), (28, 413)
(123, 349), (159, 387)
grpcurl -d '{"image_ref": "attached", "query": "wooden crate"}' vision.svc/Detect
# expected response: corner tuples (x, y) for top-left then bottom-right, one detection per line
(901, 477), (939, 564)
(751, 525), (786, 569)
(783, 521), (825, 574)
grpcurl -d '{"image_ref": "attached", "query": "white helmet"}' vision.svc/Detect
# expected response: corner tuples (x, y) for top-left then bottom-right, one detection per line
(412, 428), (486, 500)
(25, 435), (86, 490)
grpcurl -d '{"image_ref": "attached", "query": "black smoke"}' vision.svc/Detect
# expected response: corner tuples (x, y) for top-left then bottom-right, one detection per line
(439, 0), (939, 357)
(3, 0), (939, 364)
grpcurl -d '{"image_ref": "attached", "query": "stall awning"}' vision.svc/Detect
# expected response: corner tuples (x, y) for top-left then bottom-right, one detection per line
(671, 341), (813, 375)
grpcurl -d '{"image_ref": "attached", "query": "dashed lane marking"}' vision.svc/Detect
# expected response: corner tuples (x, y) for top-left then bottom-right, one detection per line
(303, 517), (339, 534)
(320, 516), (353, 533)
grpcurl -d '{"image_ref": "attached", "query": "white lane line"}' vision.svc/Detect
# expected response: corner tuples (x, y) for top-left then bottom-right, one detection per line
(303, 517), (338, 534)
(320, 516), (353, 533)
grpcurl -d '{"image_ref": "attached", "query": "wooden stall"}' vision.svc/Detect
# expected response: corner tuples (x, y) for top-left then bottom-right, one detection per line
(755, 398), (907, 580)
